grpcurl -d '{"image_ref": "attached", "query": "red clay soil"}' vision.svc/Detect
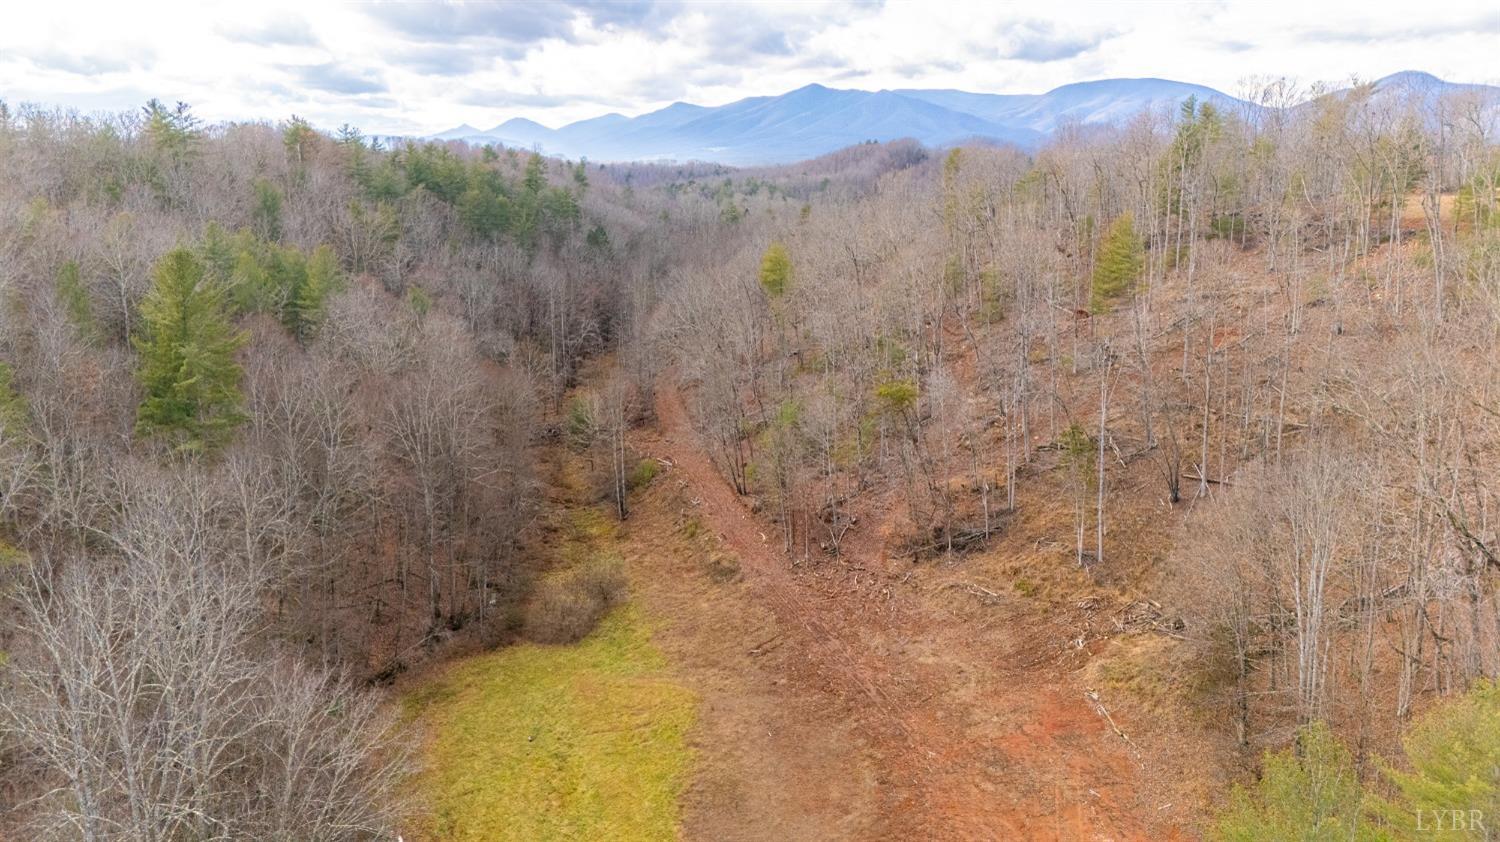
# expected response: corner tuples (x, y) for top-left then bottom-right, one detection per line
(646, 382), (1188, 842)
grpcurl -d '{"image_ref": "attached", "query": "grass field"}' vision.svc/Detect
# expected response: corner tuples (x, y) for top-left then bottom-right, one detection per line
(407, 602), (696, 841)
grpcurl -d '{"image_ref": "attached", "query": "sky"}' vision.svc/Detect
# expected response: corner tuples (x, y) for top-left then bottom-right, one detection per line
(2, 0), (1497, 136)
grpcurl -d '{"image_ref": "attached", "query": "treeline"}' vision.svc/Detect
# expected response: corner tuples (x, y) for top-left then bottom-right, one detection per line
(647, 76), (1500, 808)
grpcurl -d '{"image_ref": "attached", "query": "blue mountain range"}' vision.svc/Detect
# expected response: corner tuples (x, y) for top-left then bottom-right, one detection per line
(432, 72), (1496, 165)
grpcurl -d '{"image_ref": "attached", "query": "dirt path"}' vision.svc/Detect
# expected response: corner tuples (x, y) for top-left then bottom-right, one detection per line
(647, 381), (1182, 841)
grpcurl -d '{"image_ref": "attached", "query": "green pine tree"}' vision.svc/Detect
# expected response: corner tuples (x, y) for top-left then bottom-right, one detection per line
(229, 247), (272, 313)
(523, 153), (546, 195)
(287, 244), (339, 340)
(251, 178), (283, 241)
(1090, 213), (1144, 314)
(1211, 723), (1373, 842)
(759, 242), (792, 298)
(55, 260), (97, 341)
(134, 248), (247, 453)
(1369, 680), (1500, 839)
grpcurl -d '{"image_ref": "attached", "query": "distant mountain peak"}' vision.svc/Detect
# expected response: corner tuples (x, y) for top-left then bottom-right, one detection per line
(428, 72), (1495, 166)
(1378, 70), (1443, 85)
(495, 117), (551, 131)
(432, 123), (484, 140)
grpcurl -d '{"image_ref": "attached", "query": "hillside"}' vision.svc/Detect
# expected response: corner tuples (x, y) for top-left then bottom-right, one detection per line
(3, 62), (1500, 842)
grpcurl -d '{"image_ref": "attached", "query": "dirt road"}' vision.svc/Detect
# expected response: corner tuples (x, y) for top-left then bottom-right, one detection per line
(645, 382), (1182, 841)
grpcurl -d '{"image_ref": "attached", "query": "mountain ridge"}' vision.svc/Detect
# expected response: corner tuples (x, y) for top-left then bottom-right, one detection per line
(435, 72), (1498, 165)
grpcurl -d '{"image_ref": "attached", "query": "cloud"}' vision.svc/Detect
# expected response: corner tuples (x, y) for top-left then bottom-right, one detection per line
(1003, 21), (1110, 63)
(460, 90), (584, 109)
(20, 47), (150, 76)
(284, 63), (387, 95)
(745, 29), (794, 57)
(574, 0), (681, 31)
(220, 16), (321, 47)
(363, 0), (682, 52)
(688, 2), (876, 64)
(392, 45), (492, 77)
(1300, 11), (1500, 44)
(892, 59), (965, 77)
(630, 65), (746, 102)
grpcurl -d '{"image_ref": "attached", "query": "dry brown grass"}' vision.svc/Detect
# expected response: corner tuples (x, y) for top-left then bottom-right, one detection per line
(523, 558), (627, 644)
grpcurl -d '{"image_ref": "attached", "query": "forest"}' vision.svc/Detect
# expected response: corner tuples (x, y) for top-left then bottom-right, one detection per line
(1, 74), (1499, 840)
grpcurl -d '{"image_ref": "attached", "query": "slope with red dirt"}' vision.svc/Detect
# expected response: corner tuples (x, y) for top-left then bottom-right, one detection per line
(637, 381), (1196, 841)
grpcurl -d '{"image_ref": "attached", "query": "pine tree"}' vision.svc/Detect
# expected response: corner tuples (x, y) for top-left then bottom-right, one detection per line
(1090, 213), (1144, 314)
(251, 178), (283, 241)
(759, 242), (792, 298)
(523, 153), (546, 196)
(287, 244), (339, 340)
(1369, 680), (1500, 838)
(1211, 723), (1371, 842)
(134, 248), (246, 452)
(55, 260), (97, 341)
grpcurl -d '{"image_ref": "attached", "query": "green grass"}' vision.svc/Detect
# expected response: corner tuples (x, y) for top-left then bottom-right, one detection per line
(628, 457), (659, 490)
(409, 604), (696, 841)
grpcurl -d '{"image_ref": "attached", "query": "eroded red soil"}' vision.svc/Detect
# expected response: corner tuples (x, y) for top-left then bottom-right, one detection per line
(626, 382), (1196, 841)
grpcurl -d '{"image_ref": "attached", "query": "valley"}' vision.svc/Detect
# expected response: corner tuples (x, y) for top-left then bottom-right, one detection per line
(2, 26), (1499, 840)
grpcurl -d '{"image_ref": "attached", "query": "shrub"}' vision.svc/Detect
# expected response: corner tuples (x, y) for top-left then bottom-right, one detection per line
(702, 552), (740, 584)
(524, 559), (627, 644)
(628, 458), (659, 489)
(874, 378), (918, 416)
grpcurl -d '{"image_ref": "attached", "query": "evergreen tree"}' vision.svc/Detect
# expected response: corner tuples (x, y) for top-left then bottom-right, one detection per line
(1090, 213), (1144, 313)
(1370, 680), (1500, 839)
(1211, 723), (1372, 842)
(287, 244), (339, 340)
(134, 248), (246, 452)
(458, 180), (510, 239)
(523, 153), (546, 195)
(55, 260), (97, 341)
(585, 224), (611, 255)
(197, 221), (238, 281)
(217, 232), (340, 341)
(282, 115), (317, 175)
(142, 99), (200, 160)
(759, 242), (792, 298)
(251, 178), (283, 241)
(141, 99), (200, 207)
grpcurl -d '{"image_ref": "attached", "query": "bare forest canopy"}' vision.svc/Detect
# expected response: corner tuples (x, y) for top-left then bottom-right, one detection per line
(0, 71), (1498, 840)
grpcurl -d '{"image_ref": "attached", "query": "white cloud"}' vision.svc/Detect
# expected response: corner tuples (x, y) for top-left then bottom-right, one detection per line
(0, 0), (1495, 136)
